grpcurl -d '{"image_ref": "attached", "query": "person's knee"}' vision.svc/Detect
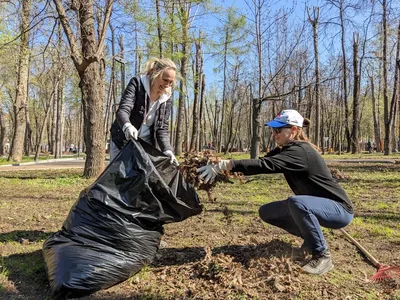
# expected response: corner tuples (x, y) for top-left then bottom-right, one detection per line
(259, 204), (273, 223)
(287, 196), (309, 213)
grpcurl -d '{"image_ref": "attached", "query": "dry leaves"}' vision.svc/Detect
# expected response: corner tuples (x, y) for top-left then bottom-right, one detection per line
(179, 150), (242, 202)
(330, 167), (350, 181)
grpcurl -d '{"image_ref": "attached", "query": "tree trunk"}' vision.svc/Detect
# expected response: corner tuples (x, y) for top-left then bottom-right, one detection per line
(56, 77), (65, 158)
(250, 99), (261, 158)
(53, 0), (113, 177)
(212, 96), (219, 149)
(218, 30), (229, 153)
(351, 33), (360, 153)
(382, 0), (390, 155)
(175, 5), (189, 156)
(189, 35), (201, 151)
(80, 63), (105, 176)
(34, 80), (58, 161)
(369, 76), (381, 152)
(0, 111), (6, 155)
(389, 20), (400, 152)
(9, 0), (31, 162)
(50, 83), (57, 154)
(198, 73), (205, 152)
(24, 103), (33, 156)
(308, 7), (321, 150)
(156, 0), (163, 57)
(104, 23), (116, 144)
(339, 0), (351, 152)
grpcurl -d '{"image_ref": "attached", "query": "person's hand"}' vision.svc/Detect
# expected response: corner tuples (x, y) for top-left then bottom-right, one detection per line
(196, 160), (230, 184)
(123, 123), (139, 141)
(163, 150), (179, 166)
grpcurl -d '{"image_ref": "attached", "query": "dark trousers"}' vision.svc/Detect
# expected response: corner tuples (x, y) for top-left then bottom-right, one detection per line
(259, 195), (353, 255)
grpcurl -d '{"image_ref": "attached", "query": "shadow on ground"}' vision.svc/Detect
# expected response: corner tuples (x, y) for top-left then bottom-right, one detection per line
(152, 239), (294, 268)
(0, 230), (54, 243)
(0, 239), (299, 300)
(1, 250), (51, 299)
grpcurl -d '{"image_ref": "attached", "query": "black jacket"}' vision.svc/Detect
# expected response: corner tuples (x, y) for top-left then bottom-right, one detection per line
(231, 141), (353, 214)
(110, 76), (173, 152)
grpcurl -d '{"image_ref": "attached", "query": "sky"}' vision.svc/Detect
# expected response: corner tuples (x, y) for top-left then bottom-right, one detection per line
(200, 0), (322, 88)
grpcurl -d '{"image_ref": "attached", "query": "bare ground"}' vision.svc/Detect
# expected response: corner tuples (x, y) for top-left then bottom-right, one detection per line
(0, 163), (399, 300)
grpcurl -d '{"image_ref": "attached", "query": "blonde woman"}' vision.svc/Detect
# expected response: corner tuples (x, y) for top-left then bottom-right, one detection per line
(197, 109), (353, 275)
(110, 57), (178, 165)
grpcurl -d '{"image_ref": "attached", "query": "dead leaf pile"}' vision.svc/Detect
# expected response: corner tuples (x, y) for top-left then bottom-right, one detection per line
(146, 245), (303, 299)
(330, 167), (350, 181)
(179, 150), (242, 202)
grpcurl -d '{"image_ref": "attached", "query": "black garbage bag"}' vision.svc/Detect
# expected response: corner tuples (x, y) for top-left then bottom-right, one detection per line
(42, 139), (202, 299)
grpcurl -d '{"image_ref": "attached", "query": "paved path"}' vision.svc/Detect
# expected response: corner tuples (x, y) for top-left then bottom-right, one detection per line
(0, 158), (89, 171)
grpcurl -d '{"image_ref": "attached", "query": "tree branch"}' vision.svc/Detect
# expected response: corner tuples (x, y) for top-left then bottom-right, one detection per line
(96, 0), (114, 58)
(52, 0), (83, 69)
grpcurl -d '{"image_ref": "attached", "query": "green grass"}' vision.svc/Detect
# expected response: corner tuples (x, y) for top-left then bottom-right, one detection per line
(0, 163), (399, 299)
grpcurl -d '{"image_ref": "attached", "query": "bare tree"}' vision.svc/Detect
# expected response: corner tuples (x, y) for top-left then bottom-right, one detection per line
(0, 109), (6, 155)
(381, 0), (390, 155)
(389, 20), (400, 152)
(34, 72), (61, 161)
(52, 0), (113, 177)
(369, 74), (381, 152)
(175, 1), (200, 155)
(189, 32), (202, 151)
(308, 6), (321, 150)
(9, 0), (31, 162)
(156, 0), (163, 57)
(351, 33), (360, 153)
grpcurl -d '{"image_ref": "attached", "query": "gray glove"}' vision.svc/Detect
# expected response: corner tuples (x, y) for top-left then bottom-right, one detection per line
(196, 160), (230, 184)
(123, 123), (139, 141)
(163, 150), (179, 166)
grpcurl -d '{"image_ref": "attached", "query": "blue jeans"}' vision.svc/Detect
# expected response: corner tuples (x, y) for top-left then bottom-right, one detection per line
(259, 195), (353, 255)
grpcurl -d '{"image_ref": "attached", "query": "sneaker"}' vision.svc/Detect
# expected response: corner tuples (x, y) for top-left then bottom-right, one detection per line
(302, 250), (333, 275)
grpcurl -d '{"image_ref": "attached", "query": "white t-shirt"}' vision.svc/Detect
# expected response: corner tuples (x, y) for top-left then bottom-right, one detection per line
(137, 74), (171, 143)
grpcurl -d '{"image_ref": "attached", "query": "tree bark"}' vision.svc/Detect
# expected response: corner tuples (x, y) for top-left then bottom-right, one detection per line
(308, 7), (321, 150)
(382, 0), (390, 155)
(156, 0), (163, 57)
(175, 4), (189, 156)
(189, 34), (201, 151)
(199, 73), (205, 152)
(0, 111), (6, 155)
(218, 29), (229, 153)
(9, 0), (31, 162)
(338, 0), (351, 152)
(389, 20), (400, 152)
(250, 98), (261, 158)
(34, 78), (60, 161)
(53, 0), (113, 177)
(351, 33), (360, 153)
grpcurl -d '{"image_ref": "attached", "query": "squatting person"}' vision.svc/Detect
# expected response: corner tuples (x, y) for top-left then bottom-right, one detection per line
(197, 109), (354, 275)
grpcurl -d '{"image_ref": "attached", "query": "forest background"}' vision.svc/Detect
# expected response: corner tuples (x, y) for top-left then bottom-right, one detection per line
(1, 0), (400, 178)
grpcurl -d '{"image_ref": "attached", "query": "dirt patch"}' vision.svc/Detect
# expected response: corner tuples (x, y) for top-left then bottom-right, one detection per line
(0, 165), (399, 299)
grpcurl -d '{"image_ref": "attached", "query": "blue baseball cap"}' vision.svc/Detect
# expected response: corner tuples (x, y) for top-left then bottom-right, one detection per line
(265, 109), (304, 128)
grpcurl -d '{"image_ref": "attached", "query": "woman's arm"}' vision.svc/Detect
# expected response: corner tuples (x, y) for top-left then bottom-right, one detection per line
(116, 77), (139, 129)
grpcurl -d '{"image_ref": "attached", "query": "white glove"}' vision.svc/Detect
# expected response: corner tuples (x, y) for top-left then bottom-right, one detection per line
(163, 150), (179, 166)
(196, 160), (230, 184)
(123, 123), (139, 141)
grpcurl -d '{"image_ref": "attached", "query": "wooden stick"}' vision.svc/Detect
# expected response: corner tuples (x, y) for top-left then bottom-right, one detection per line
(339, 228), (380, 267)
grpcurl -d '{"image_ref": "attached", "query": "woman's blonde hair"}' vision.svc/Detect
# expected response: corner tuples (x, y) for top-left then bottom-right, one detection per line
(141, 57), (178, 87)
(292, 118), (320, 151)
